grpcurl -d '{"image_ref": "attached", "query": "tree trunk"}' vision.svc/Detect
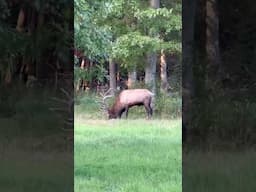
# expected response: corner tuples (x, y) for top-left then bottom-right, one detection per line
(35, 11), (45, 80)
(16, 8), (25, 32)
(5, 66), (12, 85)
(206, 0), (221, 90)
(183, 0), (196, 96)
(182, 0), (196, 142)
(127, 66), (137, 89)
(150, 0), (160, 8)
(160, 49), (169, 93)
(15, 7), (26, 85)
(145, 53), (157, 93)
(109, 58), (116, 95)
(145, 0), (160, 95)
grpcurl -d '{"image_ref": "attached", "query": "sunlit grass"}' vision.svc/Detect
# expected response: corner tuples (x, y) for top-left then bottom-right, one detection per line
(75, 118), (182, 192)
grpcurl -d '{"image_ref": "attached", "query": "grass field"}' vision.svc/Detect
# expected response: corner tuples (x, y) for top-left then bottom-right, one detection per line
(0, 119), (73, 192)
(0, 151), (73, 192)
(0, 115), (73, 192)
(0, 88), (73, 192)
(75, 118), (182, 192)
(183, 150), (256, 192)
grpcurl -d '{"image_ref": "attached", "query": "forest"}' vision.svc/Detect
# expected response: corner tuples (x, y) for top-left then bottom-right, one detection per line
(0, 0), (74, 125)
(183, 0), (256, 149)
(183, 1), (256, 190)
(74, 0), (182, 120)
(0, 1), (74, 191)
(74, 0), (181, 93)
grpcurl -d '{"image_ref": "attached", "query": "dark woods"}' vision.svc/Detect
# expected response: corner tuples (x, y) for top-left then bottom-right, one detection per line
(183, 0), (256, 149)
(0, 0), (73, 88)
(0, 1), (74, 191)
(0, 0), (74, 125)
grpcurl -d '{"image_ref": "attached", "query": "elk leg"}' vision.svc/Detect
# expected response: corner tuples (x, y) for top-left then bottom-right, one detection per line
(118, 108), (124, 119)
(144, 105), (152, 119)
(144, 99), (153, 119)
(149, 105), (153, 116)
(124, 106), (129, 118)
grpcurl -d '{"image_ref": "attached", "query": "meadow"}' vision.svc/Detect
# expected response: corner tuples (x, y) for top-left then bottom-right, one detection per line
(0, 88), (73, 192)
(183, 150), (256, 192)
(0, 151), (72, 192)
(75, 117), (182, 192)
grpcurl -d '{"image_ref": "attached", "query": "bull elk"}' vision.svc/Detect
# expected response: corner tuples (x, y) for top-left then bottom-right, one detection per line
(100, 89), (154, 119)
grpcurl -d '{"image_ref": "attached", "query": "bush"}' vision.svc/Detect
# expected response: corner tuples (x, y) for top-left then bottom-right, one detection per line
(188, 96), (256, 149)
(154, 92), (182, 119)
(75, 92), (103, 119)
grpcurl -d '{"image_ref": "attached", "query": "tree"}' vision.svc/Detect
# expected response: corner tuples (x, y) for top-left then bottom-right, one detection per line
(206, 0), (221, 90)
(0, 0), (73, 87)
(109, 58), (116, 94)
(182, 0), (196, 141)
(144, 0), (160, 94)
(74, 0), (181, 93)
(160, 49), (169, 92)
(127, 66), (137, 88)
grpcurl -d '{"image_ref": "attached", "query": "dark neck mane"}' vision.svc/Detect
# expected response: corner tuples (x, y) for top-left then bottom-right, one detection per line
(110, 97), (123, 114)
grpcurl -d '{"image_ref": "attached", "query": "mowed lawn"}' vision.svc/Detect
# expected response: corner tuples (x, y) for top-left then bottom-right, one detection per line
(75, 118), (182, 192)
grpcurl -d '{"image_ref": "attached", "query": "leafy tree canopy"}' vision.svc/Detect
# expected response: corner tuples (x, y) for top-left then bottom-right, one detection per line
(75, 0), (181, 67)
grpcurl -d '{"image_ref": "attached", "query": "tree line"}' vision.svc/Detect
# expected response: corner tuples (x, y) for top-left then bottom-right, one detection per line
(183, 0), (256, 148)
(74, 0), (181, 96)
(0, 0), (73, 89)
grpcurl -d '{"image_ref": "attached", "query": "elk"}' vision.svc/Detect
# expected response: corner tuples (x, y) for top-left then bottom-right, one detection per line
(100, 88), (154, 119)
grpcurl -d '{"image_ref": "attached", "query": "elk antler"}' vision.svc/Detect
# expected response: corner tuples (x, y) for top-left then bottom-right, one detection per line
(98, 88), (114, 113)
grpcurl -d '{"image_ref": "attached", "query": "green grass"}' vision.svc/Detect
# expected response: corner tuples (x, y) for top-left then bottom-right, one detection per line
(75, 118), (182, 192)
(183, 150), (256, 192)
(0, 153), (73, 192)
(0, 87), (73, 192)
(0, 122), (73, 192)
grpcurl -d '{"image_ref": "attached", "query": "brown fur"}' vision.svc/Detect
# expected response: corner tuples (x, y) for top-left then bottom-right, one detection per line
(107, 89), (153, 119)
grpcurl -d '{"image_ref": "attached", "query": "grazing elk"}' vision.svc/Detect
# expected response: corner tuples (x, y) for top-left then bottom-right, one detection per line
(100, 88), (154, 119)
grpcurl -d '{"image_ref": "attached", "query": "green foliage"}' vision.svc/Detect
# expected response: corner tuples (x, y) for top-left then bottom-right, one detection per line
(112, 32), (162, 69)
(74, 0), (112, 60)
(0, 26), (26, 57)
(155, 92), (182, 119)
(189, 96), (256, 149)
(109, 1), (181, 67)
(135, 7), (181, 34)
(75, 0), (181, 70)
(74, 64), (107, 87)
(0, 0), (9, 20)
(0, 0), (72, 85)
